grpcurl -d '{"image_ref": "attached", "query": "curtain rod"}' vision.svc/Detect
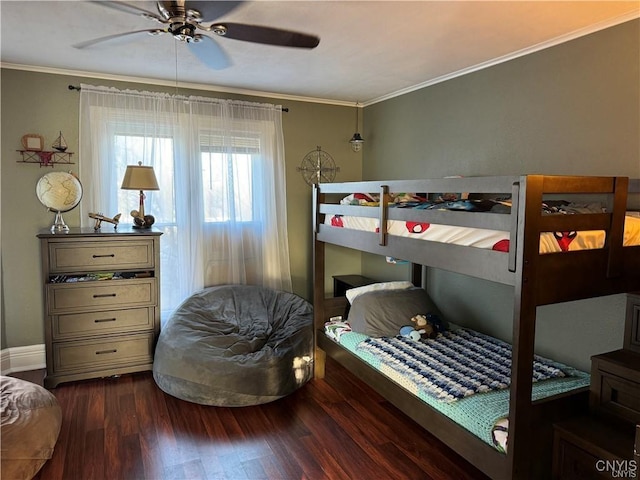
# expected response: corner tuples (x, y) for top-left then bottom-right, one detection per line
(68, 85), (289, 112)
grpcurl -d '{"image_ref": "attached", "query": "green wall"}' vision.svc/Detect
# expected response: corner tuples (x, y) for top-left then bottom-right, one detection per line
(361, 19), (640, 371)
(4, 20), (638, 372)
(0, 69), (362, 350)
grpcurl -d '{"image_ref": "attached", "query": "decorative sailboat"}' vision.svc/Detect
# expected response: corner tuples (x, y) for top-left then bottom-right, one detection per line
(52, 131), (68, 152)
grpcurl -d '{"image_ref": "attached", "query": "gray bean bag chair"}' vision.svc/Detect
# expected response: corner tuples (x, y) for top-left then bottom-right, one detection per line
(153, 285), (314, 406)
(1, 376), (62, 480)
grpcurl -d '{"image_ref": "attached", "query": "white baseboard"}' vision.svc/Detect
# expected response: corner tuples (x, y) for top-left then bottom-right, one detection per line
(0, 344), (46, 375)
(0, 349), (10, 374)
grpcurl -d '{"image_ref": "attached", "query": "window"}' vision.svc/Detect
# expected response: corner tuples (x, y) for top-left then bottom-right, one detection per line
(200, 132), (260, 223)
(113, 134), (175, 225)
(114, 132), (260, 225)
(201, 152), (254, 223)
(80, 86), (292, 321)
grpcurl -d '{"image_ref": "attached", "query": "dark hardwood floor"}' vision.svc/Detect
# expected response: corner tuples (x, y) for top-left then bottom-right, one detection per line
(12, 358), (489, 480)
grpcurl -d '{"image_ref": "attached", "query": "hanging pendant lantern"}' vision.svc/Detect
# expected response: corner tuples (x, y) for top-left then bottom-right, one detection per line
(349, 102), (364, 152)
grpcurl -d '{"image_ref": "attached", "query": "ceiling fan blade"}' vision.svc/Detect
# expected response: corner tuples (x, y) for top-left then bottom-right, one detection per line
(73, 29), (167, 49)
(187, 35), (232, 70)
(214, 23), (320, 49)
(187, 1), (244, 22)
(88, 1), (166, 23)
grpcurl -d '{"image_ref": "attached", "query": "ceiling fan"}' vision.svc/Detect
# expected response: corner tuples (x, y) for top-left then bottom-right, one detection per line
(74, 1), (320, 70)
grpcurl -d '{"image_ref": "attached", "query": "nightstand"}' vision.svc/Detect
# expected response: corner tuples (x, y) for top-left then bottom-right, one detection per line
(332, 274), (376, 297)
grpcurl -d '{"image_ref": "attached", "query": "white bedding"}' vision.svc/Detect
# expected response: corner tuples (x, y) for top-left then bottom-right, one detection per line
(327, 212), (640, 254)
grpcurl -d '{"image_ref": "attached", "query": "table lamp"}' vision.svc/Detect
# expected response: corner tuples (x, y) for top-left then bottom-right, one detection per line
(120, 162), (159, 228)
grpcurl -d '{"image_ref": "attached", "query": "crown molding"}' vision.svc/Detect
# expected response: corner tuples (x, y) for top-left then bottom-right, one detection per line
(0, 63), (355, 108)
(363, 11), (640, 106)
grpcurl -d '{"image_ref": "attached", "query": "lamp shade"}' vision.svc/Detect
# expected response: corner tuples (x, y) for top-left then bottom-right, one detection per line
(120, 163), (159, 191)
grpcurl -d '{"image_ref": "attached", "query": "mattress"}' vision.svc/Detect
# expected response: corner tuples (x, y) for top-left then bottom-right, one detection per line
(331, 329), (590, 453)
(327, 206), (640, 254)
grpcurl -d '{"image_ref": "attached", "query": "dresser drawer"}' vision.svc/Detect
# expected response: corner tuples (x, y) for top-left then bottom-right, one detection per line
(47, 278), (156, 314)
(553, 438), (605, 480)
(52, 333), (154, 373)
(52, 307), (154, 341)
(553, 417), (636, 480)
(593, 370), (640, 424)
(48, 240), (154, 273)
(591, 350), (640, 424)
(624, 293), (640, 353)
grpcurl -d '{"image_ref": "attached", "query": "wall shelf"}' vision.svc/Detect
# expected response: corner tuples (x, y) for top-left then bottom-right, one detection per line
(17, 150), (74, 167)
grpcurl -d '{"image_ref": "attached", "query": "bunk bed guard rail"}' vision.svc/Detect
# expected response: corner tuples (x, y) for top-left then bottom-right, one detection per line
(313, 175), (636, 286)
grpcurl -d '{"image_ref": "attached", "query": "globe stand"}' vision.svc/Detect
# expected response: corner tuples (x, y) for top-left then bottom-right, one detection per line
(36, 171), (82, 234)
(51, 210), (69, 233)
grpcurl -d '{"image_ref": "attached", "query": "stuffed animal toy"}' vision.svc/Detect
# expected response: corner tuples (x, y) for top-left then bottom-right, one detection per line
(411, 313), (446, 339)
(401, 313), (446, 341)
(399, 325), (423, 341)
(425, 313), (446, 333)
(411, 315), (436, 339)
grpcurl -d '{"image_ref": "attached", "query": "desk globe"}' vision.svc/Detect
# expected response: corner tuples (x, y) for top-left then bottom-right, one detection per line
(36, 171), (83, 232)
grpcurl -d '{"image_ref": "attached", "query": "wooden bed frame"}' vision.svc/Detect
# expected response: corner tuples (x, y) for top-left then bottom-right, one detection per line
(312, 175), (640, 480)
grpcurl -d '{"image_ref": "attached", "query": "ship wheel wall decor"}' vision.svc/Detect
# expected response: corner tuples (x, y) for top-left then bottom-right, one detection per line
(297, 146), (340, 185)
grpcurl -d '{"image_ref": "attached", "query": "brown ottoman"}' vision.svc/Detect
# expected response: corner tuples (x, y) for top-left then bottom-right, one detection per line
(1, 376), (61, 480)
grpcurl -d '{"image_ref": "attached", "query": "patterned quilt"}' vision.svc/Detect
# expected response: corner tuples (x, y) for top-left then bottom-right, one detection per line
(355, 328), (568, 403)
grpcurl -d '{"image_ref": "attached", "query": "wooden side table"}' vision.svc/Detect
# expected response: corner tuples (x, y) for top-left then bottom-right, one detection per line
(332, 274), (376, 297)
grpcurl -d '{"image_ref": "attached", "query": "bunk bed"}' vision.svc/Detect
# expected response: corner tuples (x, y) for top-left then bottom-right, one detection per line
(312, 175), (640, 480)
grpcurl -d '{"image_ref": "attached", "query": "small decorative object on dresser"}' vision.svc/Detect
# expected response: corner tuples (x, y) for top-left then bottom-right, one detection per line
(37, 227), (162, 388)
(36, 171), (83, 233)
(120, 162), (160, 228)
(88, 212), (121, 230)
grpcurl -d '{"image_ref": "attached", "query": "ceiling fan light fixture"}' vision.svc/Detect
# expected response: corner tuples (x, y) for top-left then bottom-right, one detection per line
(156, 2), (174, 20)
(186, 9), (202, 22)
(76, 0), (320, 69)
(169, 22), (196, 42)
(212, 24), (228, 36)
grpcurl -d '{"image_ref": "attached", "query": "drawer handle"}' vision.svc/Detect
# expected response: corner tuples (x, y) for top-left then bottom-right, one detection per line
(93, 293), (116, 298)
(92, 254), (115, 258)
(94, 318), (116, 323)
(95, 349), (117, 355)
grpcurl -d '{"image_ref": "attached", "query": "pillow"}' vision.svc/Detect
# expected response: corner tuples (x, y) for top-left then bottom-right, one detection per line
(347, 287), (446, 337)
(345, 281), (413, 304)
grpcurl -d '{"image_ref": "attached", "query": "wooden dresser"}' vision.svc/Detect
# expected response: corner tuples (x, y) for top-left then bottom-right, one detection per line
(37, 227), (162, 388)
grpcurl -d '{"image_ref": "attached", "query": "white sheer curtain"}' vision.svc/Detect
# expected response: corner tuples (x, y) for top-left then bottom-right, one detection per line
(79, 84), (292, 319)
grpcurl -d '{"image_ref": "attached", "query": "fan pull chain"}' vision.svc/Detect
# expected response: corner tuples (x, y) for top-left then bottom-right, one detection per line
(174, 39), (179, 97)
